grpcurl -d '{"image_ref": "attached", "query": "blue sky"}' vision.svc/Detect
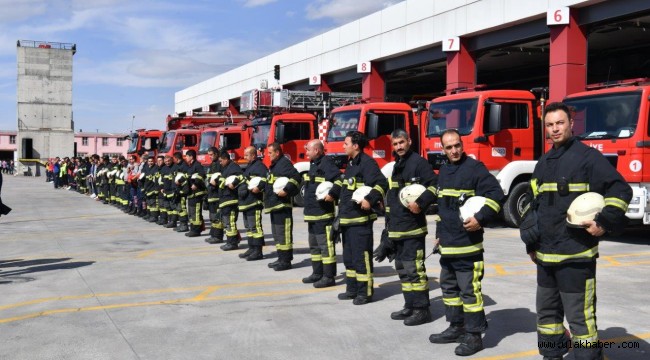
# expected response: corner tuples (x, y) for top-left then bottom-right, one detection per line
(0, 0), (401, 133)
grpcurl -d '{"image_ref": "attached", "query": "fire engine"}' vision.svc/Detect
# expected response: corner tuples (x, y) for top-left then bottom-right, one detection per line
(126, 129), (163, 162)
(158, 112), (246, 159)
(324, 101), (424, 178)
(206, 88), (361, 206)
(496, 78), (650, 226)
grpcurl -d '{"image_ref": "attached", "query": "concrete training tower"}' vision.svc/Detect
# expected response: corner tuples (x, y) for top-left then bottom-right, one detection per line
(16, 40), (76, 172)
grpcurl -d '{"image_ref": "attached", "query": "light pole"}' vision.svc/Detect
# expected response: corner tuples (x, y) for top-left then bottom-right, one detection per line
(131, 115), (135, 132)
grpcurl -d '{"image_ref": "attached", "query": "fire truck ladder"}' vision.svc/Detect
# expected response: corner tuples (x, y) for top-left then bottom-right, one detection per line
(280, 90), (361, 114)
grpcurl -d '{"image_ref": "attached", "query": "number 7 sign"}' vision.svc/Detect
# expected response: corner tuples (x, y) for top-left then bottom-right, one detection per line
(442, 36), (460, 52)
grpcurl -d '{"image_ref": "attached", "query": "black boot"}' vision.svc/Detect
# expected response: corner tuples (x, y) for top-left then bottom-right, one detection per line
(147, 212), (159, 223)
(185, 225), (201, 237)
(454, 332), (483, 356)
(175, 222), (189, 232)
(267, 259), (280, 268)
(205, 228), (224, 244)
(246, 246), (264, 261)
(157, 214), (168, 225)
(429, 324), (466, 344)
(337, 276), (357, 300)
(302, 261), (323, 283)
(390, 308), (413, 320)
(239, 248), (254, 258)
(313, 276), (335, 288)
(403, 308), (432, 326)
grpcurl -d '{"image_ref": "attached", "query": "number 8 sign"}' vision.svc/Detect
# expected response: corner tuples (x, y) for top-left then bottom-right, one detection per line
(357, 62), (371, 74)
(547, 7), (569, 25)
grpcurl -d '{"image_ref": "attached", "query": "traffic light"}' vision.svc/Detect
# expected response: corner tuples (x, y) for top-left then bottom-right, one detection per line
(273, 65), (280, 80)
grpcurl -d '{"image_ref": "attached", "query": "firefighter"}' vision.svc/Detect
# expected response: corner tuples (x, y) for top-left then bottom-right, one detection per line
(143, 156), (159, 223)
(264, 142), (301, 271)
(520, 102), (632, 360)
(172, 151), (190, 232)
(184, 149), (207, 237)
(428, 128), (504, 356)
(157, 155), (174, 226)
(337, 131), (387, 305)
(374, 129), (437, 325)
(217, 150), (243, 249)
(237, 146), (268, 261)
(204, 147), (225, 244)
(301, 139), (341, 288)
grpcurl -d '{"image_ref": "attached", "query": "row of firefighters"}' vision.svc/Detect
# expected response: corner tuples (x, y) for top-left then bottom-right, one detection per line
(68, 104), (631, 359)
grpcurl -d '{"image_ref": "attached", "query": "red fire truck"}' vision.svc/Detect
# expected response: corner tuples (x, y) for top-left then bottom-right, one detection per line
(126, 129), (164, 162)
(496, 79), (650, 226)
(324, 101), (424, 178)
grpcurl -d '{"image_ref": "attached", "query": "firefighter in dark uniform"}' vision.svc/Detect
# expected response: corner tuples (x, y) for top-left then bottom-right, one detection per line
(172, 152), (190, 233)
(302, 139), (341, 288)
(205, 147), (225, 244)
(375, 129), (437, 325)
(237, 146), (268, 261)
(185, 149), (207, 237)
(429, 129), (504, 356)
(337, 131), (388, 305)
(157, 155), (174, 226)
(264, 142), (301, 271)
(143, 156), (159, 222)
(97, 156), (110, 204)
(520, 102), (632, 360)
(217, 150), (243, 249)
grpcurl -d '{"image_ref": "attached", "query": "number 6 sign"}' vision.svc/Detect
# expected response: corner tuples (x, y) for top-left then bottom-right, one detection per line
(547, 7), (569, 25)
(442, 37), (460, 52)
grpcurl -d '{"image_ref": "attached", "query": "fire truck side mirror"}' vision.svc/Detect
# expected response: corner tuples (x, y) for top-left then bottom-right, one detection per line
(366, 112), (379, 139)
(275, 122), (286, 144)
(485, 101), (502, 135)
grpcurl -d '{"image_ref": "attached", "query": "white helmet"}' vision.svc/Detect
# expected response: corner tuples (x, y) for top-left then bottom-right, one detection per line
(273, 177), (289, 194)
(399, 184), (426, 208)
(138, 173), (145, 180)
(191, 173), (201, 180)
(225, 175), (238, 187)
(567, 192), (605, 227)
(175, 173), (186, 183)
(316, 181), (334, 201)
(210, 172), (221, 182)
(459, 196), (486, 222)
(352, 186), (373, 204)
(248, 176), (263, 190)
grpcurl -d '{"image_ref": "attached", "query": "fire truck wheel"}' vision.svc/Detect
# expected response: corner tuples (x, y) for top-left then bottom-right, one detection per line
(503, 182), (529, 228)
(293, 178), (306, 207)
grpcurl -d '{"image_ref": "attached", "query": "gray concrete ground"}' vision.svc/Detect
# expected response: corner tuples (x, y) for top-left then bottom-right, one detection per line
(1, 175), (649, 360)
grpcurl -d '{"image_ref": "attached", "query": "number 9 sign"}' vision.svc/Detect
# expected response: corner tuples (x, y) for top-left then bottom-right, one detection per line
(547, 7), (569, 25)
(309, 74), (321, 86)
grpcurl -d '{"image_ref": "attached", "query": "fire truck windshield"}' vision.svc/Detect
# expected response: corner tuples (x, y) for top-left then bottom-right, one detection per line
(565, 92), (640, 140)
(252, 124), (271, 149)
(327, 110), (361, 142)
(427, 99), (477, 137)
(158, 132), (175, 153)
(199, 131), (217, 154)
(127, 133), (139, 153)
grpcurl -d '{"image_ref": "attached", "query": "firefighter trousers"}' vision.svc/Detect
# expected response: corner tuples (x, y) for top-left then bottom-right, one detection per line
(270, 208), (293, 263)
(187, 196), (204, 230)
(207, 201), (224, 238)
(395, 237), (429, 309)
(220, 206), (239, 243)
(536, 261), (601, 360)
(243, 207), (264, 247)
(439, 254), (487, 333)
(342, 223), (374, 299)
(307, 220), (336, 278)
(176, 196), (188, 223)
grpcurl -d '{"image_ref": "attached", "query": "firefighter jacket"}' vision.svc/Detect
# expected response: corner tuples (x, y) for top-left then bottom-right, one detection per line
(206, 160), (223, 204)
(160, 164), (174, 200)
(386, 150), (438, 240)
(218, 161), (243, 209)
(525, 137), (632, 266)
(143, 164), (158, 197)
(338, 152), (388, 226)
(238, 158), (268, 211)
(174, 162), (190, 197)
(263, 155), (300, 213)
(303, 154), (341, 222)
(436, 153), (504, 258)
(186, 160), (206, 199)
